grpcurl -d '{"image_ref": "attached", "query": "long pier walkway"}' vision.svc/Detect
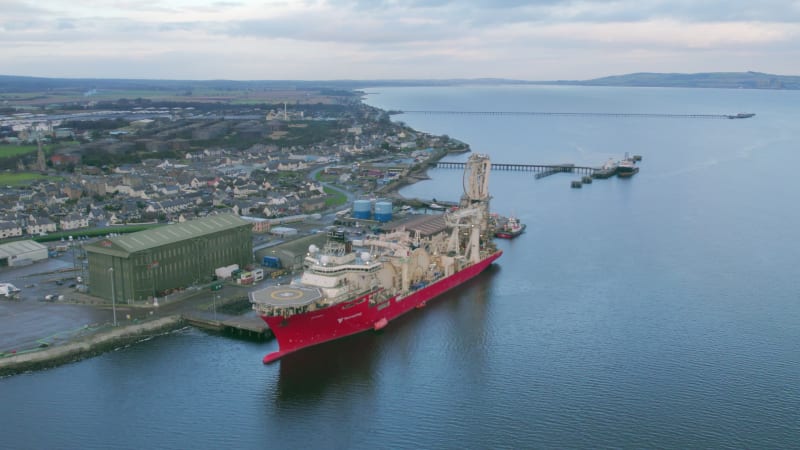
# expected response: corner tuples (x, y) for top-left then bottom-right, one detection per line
(402, 110), (747, 119)
(436, 161), (599, 176)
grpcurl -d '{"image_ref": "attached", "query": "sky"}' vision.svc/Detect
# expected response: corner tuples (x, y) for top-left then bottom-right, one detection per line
(2, 0), (800, 80)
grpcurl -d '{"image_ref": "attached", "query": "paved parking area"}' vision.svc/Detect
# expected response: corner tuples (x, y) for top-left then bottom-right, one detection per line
(1, 235), (314, 354)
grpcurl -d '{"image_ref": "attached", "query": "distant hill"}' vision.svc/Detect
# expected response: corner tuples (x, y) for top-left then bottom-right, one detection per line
(1, 72), (798, 93)
(548, 71), (800, 90)
(0, 75), (532, 93)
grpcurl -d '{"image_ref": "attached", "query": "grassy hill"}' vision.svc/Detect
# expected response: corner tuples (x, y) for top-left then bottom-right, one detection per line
(551, 71), (800, 90)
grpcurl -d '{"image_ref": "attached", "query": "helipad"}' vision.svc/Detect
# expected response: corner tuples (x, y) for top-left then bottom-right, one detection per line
(249, 285), (323, 307)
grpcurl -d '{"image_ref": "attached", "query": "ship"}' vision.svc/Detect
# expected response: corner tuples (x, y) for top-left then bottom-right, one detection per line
(495, 216), (526, 239)
(727, 113), (755, 119)
(250, 154), (503, 363)
(616, 152), (639, 178)
(616, 158), (639, 177)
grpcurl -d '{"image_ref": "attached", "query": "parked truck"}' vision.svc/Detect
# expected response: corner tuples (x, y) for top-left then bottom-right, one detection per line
(214, 264), (240, 280)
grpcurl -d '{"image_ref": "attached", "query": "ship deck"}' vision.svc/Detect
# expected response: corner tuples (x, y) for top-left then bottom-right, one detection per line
(249, 285), (323, 308)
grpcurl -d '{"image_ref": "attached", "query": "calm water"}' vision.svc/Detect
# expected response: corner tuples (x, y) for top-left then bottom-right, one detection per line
(2, 86), (799, 448)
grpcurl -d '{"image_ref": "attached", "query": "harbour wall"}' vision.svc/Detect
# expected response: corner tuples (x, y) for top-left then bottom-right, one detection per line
(0, 316), (184, 377)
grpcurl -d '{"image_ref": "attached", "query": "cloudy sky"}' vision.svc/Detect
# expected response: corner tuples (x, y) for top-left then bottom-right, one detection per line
(2, 0), (799, 80)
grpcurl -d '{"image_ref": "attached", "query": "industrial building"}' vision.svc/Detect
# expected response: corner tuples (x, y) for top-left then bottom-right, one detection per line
(255, 233), (328, 273)
(0, 240), (48, 267)
(84, 214), (252, 303)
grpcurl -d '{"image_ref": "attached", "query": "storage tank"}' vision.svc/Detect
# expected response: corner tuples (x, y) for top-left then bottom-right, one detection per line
(353, 199), (371, 219)
(374, 200), (392, 222)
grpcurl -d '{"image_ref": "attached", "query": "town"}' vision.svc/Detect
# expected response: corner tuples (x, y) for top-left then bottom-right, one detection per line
(1, 85), (467, 240)
(0, 82), (476, 373)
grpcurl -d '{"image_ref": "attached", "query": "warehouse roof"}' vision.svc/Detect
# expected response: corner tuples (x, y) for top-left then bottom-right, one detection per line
(0, 240), (47, 259)
(85, 214), (251, 255)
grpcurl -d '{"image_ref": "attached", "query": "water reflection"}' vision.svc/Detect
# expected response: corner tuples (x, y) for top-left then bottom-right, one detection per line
(274, 332), (379, 404)
(274, 264), (500, 404)
(272, 263), (501, 404)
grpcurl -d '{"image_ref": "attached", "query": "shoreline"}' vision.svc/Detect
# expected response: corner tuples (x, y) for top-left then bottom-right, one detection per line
(0, 316), (184, 377)
(375, 146), (470, 200)
(0, 101), (470, 378)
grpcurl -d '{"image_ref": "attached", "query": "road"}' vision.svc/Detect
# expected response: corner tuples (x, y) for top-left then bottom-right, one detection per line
(309, 165), (357, 206)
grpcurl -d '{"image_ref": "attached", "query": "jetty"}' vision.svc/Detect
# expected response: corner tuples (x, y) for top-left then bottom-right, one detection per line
(402, 110), (755, 120)
(183, 312), (272, 339)
(435, 155), (642, 187)
(436, 161), (598, 176)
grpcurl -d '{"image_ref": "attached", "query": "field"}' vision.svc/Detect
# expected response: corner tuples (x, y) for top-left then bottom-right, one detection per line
(0, 141), (79, 159)
(0, 144), (39, 158)
(0, 86), (344, 107)
(0, 172), (52, 185)
(324, 186), (347, 207)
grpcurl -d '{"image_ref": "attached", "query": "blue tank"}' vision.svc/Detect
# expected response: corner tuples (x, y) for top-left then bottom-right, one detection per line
(353, 199), (371, 219)
(374, 201), (392, 222)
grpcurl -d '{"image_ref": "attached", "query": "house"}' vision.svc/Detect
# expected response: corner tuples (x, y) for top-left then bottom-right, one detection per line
(233, 182), (260, 198)
(25, 216), (56, 235)
(240, 216), (270, 234)
(146, 198), (194, 215)
(50, 153), (81, 167)
(88, 208), (107, 223)
(60, 213), (90, 231)
(114, 164), (136, 174)
(62, 183), (84, 200)
(266, 195), (288, 206)
(266, 159), (308, 171)
(300, 197), (326, 213)
(158, 184), (180, 196)
(0, 221), (23, 239)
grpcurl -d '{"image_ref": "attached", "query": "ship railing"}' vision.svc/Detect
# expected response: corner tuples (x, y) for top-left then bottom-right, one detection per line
(309, 262), (382, 275)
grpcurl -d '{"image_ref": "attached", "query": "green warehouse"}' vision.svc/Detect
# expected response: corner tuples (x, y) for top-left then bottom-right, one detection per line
(85, 214), (252, 303)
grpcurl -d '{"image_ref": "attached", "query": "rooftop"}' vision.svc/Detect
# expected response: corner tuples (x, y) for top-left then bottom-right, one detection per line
(0, 240), (47, 258)
(85, 213), (250, 255)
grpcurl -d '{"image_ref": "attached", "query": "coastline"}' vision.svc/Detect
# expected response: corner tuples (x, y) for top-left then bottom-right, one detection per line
(0, 316), (184, 377)
(0, 102), (470, 378)
(375, 145), (470, 199)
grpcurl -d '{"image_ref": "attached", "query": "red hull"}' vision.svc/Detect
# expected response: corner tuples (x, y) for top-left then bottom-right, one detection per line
(260, 250), (502, 363)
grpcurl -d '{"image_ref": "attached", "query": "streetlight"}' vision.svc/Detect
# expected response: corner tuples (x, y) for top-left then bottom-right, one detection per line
(108, 267), (117, 326)
(214, 293), (218, 321)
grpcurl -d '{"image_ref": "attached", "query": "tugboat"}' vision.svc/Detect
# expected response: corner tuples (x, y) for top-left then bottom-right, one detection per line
(495, 216), (526, 239)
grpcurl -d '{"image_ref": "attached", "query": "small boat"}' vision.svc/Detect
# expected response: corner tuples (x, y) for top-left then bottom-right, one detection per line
(495, 216), (526, 239)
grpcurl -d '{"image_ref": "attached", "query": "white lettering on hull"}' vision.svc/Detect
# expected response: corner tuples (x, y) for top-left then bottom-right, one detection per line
(338, 312), (363, 323)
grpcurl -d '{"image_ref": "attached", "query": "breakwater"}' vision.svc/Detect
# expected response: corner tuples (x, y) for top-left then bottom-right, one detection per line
(0, 316), (184, 377)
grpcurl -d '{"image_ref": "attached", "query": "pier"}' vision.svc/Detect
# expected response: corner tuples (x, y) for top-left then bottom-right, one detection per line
(183, 313), (272, 339)
(436, 161), (598, 175)
(402, 110), (754, 120)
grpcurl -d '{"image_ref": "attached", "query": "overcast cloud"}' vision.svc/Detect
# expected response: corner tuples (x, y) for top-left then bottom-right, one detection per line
(1, 0), (798, 80)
